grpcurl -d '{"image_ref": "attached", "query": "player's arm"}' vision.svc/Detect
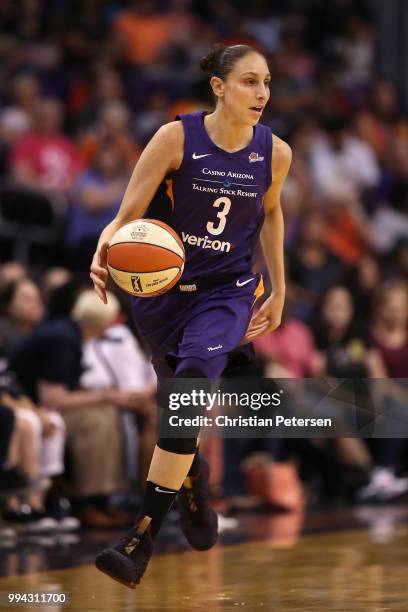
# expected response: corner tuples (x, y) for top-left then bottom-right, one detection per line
(90, 122), (184, 303)
(246, 135), (292, 340)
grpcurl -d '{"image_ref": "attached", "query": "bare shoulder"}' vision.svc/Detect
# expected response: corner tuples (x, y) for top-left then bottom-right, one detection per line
(272, 134), (292, 175)
(157, 120), (184, 144)
(154, 121), (184, 170)
(263, 134), (292, 207)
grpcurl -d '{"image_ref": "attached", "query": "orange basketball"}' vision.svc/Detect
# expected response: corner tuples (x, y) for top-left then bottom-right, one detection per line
(107, 219), (185, 297)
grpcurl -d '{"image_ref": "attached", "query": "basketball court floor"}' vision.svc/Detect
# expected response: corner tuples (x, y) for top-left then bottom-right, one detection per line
(1, 505), (407, 611)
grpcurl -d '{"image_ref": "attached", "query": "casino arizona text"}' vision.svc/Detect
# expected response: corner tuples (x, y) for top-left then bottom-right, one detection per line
(202, 168), (254, 180)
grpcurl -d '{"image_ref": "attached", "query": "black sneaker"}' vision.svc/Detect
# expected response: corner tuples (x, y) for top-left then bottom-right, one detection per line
(46, 497), (81, 531)
(0, 467), (30, 493)
(2, 504), (59, 532)
(178, 455), (218, 551)
(95, 516), (153, 589)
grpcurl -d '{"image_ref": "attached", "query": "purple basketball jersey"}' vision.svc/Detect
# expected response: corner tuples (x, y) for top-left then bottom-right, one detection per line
(133, 112), (272, 373)
(145, 111), (273, 283)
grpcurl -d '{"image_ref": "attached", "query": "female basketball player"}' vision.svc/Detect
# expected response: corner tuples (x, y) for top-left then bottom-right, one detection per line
(91, 44), (292, 588)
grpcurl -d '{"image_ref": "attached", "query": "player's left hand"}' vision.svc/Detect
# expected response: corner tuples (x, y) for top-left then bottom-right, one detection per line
(244, 292), (285, 341)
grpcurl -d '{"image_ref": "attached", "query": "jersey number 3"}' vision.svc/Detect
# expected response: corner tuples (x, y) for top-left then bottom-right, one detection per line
(206, 196), (231, 236)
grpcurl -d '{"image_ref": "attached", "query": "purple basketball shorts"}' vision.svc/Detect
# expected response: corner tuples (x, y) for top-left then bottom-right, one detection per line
(131, 272), (264, 378)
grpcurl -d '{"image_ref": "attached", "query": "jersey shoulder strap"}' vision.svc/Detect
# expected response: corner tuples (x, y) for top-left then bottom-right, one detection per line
(255, 122), (273, 189)
(174, 111), (204, 168)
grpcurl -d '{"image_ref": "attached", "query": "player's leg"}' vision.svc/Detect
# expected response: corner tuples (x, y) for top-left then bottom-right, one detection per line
(96, 282), (261, 587)
(176, 347), (273, 550)
(172, 359), (222, 552)
(95, 357), (226, 588)
(173, 282), (264, 550)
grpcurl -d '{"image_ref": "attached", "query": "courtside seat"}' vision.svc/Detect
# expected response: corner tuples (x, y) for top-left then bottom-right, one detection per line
(0, 182), (66, 266)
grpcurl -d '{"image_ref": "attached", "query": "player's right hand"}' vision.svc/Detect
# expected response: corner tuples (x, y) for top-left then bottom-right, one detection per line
(90, 241), (109, 304)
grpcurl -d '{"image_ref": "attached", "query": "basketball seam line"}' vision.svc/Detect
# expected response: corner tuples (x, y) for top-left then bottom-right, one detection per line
(142, 219), (183, 246)
(107, 264), (183, 274)
(118, 218), (181, 246)
(109, 241), (184, 258)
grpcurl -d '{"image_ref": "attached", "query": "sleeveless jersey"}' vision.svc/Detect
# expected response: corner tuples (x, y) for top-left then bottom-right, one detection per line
(145, 111), (273, 284)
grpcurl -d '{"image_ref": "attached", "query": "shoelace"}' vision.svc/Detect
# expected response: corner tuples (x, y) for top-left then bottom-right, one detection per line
(124, 534), (141, 555)
(182, 475), (208, 511)
(186, 489), (198, 512)
(119, 516), (152, 555)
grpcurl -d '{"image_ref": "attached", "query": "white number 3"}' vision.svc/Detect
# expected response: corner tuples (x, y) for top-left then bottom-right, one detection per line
(206, 197), (231, 236)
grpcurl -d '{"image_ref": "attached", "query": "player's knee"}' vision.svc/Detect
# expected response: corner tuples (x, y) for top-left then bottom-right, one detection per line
(175, 367), (206, 379)
(175, 355), (227, 379)
(157, 436), (198, 454)
(157, 367), (210, 451)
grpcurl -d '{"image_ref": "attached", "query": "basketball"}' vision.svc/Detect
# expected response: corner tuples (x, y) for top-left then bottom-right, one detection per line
(107, 219), (185, 297)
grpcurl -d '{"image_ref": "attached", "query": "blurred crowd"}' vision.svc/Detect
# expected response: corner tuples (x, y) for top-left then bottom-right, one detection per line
(0, 0), (408, 537)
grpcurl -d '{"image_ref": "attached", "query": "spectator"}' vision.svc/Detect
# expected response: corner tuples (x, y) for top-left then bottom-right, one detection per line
(312, 286), (376, 377)
(40, 267), (73, 306)
(370, 281), (408, 378)
(0, 404), (15, 469)
(0, 262), (27, 291)
(1, 385), (71, 532)
(0, 401), (30, 538)
(65, 144), (129, 270)
(287, 210), (344, 322)
(112, 0), (172, 65)
(254, 299), (321, 378)
(134, 94), (171, 145)
(357, 281), (408, 503)
(354, 80), (399, 162)
(337, 14), (375, 89)
(345, 255), (381, 328)
(8, 73), (40, 123)
(10, 289), (149, 526)
(73, 69), (125, 132)
(266, 28), (317, 126)
(0, 108), (31, 177)
(61, 1), (112, 102)
(78, 101), (140, 171)
(369, 144), (408, 254)
(280, 176), (304, 250)
(310, 285), (408, 501)
(0, 278), (44, 360)
(80, 319), (157, 487)
(323, 186), (368, 265)
(390, 240), (408, 281)
(308, 116), (380, 198)
(10, 98), (83, 197)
